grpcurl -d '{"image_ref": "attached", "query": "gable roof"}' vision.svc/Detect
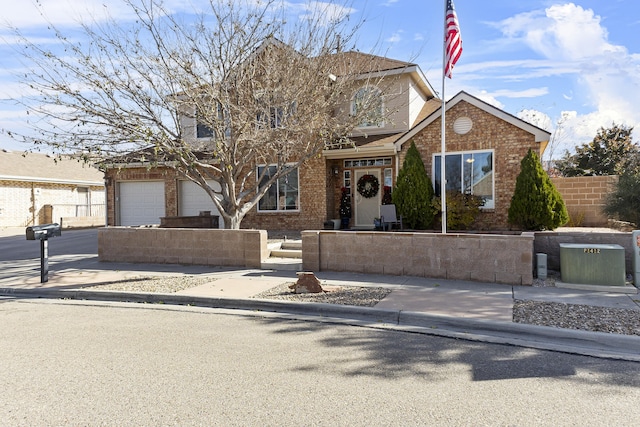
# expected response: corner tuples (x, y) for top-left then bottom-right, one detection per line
(332, 51), (415, 75)
(394, 91), (551, 150)
(331, 51), (436, 98)
(0, 149), (104, 185)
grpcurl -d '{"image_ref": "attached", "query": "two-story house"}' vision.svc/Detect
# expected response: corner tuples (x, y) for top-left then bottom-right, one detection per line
(102, 48), (549, 231)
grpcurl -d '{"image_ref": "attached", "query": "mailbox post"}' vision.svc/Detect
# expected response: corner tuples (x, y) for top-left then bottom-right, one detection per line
(25, 223), (62, 283)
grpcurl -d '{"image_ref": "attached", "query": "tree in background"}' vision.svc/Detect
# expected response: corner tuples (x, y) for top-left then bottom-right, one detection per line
(517, 109), (574, 175)
(604, 173), (640, 227)
(508, 149), (568, 230)
(392, 141), (435, 229)
(556, 123), (640, 176)
(5, 0), (390, 229)
(604, 160), (640, 227)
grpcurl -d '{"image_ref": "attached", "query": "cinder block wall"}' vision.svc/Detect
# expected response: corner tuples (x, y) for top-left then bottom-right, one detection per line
(302, 231), (534, 285)
(98, 227), (268, 268)
(535, 231), (633, 273)
(551, 175), (617, 227)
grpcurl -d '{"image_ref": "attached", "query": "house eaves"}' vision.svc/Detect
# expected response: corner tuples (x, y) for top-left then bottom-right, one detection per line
(323, 142), (396, 159)
(394, 91), (551, 150)
(0, 175), (103, 186)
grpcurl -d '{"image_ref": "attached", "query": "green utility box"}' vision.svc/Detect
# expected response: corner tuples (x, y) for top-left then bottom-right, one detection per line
(560, 243), (625, 286)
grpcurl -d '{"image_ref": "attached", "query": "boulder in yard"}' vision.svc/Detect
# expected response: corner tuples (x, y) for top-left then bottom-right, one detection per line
(289, 272), (324, 294)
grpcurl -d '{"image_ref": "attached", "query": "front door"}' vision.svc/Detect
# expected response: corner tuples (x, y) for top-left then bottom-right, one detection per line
(354, 170), (381, 228)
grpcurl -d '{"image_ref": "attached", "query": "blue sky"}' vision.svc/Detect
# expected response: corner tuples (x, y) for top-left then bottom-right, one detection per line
(1, 0), (639, 160)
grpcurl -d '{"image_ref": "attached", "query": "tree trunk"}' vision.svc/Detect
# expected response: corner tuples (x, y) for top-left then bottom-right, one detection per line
(223, 214), (242, 230)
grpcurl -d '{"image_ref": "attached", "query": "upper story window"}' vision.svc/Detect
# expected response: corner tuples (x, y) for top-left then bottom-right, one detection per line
(196, 103), (226, 139)
(257, 101), (296, 129)
(433, 150), (494, 209)
(352, 86), (384, 128)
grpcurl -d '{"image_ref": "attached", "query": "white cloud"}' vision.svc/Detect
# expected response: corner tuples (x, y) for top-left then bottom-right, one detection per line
(386, 31), (403, 43)
(295, 1), (356, 24)
(480, 87), (549, 99)
(1, 0), (137, 28)
(474, 91), (504, 110)
(489, 3), (640, 153)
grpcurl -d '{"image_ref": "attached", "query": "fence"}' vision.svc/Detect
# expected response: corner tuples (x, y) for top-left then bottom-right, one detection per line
(43, 203), (106, 228)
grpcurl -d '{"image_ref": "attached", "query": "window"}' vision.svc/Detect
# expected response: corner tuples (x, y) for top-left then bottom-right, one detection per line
(257, 165), (299, 211)
(343, 170), (351, 194)
(351, 86), (383, 128)
(344, 157), (392, 168)
(196, 107), (214, 139)
(196, 103), (228, 139)
(256, 91), (296, 129)
(434, 150), (494, 209)
(257, 106), (285, 129)
(77, 187), (90, 216)
(384, 168), (393, 187)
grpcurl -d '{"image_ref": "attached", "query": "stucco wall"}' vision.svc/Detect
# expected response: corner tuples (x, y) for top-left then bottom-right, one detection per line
(1, 180), (104, 227)
(302, 230), (534, 285)
(98, 227), (268, 268)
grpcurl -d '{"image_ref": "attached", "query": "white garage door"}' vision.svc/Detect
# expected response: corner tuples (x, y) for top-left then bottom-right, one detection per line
(179, 180), (222, 228)
(119, 181), (165, 226)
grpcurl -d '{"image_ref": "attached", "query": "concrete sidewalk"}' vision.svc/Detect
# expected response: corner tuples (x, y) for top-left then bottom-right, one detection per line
(1, 250), (640, 361)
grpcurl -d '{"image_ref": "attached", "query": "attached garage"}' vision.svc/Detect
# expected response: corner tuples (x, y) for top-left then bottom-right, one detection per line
(179, 180), (222, 228)
(118, 181), (165, 226)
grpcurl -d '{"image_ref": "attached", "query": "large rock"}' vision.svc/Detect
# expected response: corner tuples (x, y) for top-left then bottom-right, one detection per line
(289, 272), (324, 294)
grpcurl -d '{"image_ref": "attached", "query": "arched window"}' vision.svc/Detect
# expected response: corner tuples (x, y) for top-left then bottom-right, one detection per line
(351, 86), (384, 128)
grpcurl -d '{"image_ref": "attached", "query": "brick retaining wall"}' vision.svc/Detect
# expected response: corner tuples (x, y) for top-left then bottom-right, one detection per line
(98, 227), (268, 268)
(302, 231), (535, 285)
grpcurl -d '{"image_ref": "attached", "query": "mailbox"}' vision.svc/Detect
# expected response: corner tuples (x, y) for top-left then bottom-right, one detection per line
(26, 223), (62, 241)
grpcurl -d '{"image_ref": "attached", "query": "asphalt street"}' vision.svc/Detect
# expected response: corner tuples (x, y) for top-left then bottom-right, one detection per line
(0, 227), (98, 261)
(1, 298), (640, 426)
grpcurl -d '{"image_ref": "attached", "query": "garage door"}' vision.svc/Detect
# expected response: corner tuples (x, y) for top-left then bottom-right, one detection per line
(179, 180), (222, 228)
(118, 181), (165, 226)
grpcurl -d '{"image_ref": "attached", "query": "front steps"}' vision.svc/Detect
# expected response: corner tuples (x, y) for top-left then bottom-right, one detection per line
(261, 240), (303, 271)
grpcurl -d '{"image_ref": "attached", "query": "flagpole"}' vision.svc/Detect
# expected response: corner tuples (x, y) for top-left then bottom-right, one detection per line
(440, 0), (448, 234)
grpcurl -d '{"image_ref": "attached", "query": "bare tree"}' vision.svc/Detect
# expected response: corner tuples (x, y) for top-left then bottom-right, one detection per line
(517, 109), (573, 174)
(5, 0), (393, 229)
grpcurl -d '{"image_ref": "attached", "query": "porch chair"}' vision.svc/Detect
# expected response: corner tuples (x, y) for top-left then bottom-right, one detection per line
(379, 204), (403, 231)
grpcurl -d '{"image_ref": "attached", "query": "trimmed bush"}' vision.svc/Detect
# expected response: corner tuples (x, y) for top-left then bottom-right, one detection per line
(508, 148), (568, 230)
(433, 191), (485, 230)
(392, 141), (435, 229)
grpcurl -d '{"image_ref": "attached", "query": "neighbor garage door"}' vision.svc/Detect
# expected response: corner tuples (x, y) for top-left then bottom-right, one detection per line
(118, 181), (165, 226)
(179, 180), (222, 228)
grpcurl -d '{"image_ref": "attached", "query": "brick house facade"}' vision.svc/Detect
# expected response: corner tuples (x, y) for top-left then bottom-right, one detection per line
(103, 53), (550, 231)
(393, 91), (548, 230)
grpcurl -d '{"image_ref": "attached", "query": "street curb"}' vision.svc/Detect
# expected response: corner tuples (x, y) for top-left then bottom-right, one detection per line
(2, 287), (640, 362)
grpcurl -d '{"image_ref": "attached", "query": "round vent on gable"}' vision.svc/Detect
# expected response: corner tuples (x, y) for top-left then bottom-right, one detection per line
(453, 117), (473, 135)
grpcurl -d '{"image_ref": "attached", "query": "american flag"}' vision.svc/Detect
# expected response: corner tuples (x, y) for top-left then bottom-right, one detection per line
(444, 0), (462, 78)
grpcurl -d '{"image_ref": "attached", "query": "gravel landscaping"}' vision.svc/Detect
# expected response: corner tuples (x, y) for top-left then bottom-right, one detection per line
(81, 276), (213, 294)
(80, 273), (640, 336)
(252, 282), (392, 307)
(513, 299), (640, 336)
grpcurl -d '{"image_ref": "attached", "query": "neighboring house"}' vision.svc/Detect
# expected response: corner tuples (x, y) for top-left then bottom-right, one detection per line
(0, 149), (105, 228)
(102, 49), (550, 231)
